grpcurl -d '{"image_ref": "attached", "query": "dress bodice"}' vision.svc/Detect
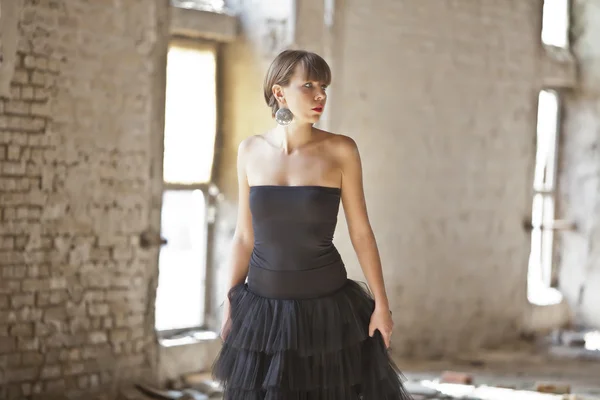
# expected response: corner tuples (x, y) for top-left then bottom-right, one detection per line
(246, 185), (347, 298)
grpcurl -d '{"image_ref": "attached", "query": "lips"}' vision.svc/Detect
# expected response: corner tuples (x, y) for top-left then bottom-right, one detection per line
(312, 106), (324, 112)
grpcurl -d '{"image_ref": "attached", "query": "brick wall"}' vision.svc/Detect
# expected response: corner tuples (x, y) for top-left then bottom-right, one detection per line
(0, 1), (169, 398)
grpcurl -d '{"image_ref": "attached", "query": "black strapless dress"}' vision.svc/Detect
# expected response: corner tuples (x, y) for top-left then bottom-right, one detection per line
(212, 186), (413, 399)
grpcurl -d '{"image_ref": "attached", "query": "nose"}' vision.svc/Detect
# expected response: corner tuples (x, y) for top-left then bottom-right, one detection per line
(315, 90), (326, 101)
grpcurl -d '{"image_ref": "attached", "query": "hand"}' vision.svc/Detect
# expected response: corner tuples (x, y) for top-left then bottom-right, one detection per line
(220, 314), (232, 341)
(219, 305), (232, 341)
(368, 307), (393, 348)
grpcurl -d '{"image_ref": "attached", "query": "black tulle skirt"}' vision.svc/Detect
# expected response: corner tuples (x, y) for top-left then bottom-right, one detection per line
(211, 279), (414, 399)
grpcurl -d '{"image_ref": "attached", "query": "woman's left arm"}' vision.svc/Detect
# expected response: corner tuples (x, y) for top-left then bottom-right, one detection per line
(337, 135), (391, 313)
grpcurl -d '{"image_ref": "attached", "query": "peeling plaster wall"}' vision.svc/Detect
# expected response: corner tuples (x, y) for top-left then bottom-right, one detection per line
(558, 0), (600, 328)
(326, 0), (544, 357)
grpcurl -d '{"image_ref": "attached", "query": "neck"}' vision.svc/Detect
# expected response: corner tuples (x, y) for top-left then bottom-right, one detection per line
(273, 121), (314, 154)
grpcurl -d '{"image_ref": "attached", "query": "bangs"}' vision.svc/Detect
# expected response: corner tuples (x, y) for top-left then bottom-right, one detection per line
(299, 54), (332, 85)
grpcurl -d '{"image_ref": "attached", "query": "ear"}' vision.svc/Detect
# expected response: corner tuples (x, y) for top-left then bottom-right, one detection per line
(272, 84), (286, 105)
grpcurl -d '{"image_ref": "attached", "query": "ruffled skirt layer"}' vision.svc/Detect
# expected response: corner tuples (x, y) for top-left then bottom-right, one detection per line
(212, 279), (413, 399)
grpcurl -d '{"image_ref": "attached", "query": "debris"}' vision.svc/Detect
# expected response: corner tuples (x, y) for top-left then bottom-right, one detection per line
(440, 371), (474, 385)
(179, 390), (209, 400)
(536, 382), (571, 394)
(403, 381), (440, 397)
(134, 383), (200, 400)
(562, 331), (587, 348)
(181, 372), (223, 398)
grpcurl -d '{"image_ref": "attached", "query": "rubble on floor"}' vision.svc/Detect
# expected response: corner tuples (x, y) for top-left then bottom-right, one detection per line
(119, 373), (222, 400)
(407, 377), (600, 399)
(547, 328), (600, 361)
(119, 369), (600, 400)
(122, 333), (600, 400)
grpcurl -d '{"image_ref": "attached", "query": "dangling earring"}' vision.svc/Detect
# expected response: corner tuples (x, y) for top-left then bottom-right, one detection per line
(275, 107), (293, 126)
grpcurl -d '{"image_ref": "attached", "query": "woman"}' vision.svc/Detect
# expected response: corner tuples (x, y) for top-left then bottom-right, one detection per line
(212, 49), (413, 399)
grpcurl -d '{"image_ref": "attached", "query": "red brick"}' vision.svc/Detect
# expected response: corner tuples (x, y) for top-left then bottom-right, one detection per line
(440, 371), (474, 385)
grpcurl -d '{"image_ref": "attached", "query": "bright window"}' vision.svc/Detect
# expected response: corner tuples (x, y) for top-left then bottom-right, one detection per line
(172, 0), (226, 13)
(155, 40), (218, 331)
(528, 90), (563, 306)
(163, 42), (217, 184)
(155, 190), (207, 331)
(541, 0), (570, 48)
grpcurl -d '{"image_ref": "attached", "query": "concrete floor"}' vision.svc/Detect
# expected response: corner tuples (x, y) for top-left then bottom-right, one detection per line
(396, 346), (600, 398)
(123, 340), (600, 399)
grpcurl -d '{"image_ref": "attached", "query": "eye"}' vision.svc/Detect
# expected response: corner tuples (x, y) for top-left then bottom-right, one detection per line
(321, 85), (328, 90)
(303, 82), (312, 88)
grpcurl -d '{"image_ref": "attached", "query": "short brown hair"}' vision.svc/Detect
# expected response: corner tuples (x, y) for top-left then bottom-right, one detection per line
(263, 50), (332, 117)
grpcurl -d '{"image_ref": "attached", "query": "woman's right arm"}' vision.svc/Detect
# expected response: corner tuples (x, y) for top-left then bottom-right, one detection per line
(224, 138), (255, 303)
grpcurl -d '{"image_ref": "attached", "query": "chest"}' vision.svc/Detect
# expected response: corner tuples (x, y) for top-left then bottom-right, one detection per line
(247, 151), (339, 185)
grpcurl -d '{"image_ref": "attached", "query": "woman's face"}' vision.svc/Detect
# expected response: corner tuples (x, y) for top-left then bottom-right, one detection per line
(276, 66), (328, 124)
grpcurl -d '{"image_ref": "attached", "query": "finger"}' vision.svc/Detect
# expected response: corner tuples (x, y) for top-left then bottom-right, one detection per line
(221, 326), (230, 341)
(382, 334), (389, 348)
(385, 333), (391, 348)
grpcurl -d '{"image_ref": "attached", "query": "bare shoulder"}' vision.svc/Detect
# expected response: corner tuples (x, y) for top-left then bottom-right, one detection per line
(316, 129), (359, 160)
(238, 134), (266, 157)
(238, 134), (263, 151)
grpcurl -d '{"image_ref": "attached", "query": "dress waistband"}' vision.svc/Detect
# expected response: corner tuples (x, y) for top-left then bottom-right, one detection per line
(246, 262), (348, 300)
